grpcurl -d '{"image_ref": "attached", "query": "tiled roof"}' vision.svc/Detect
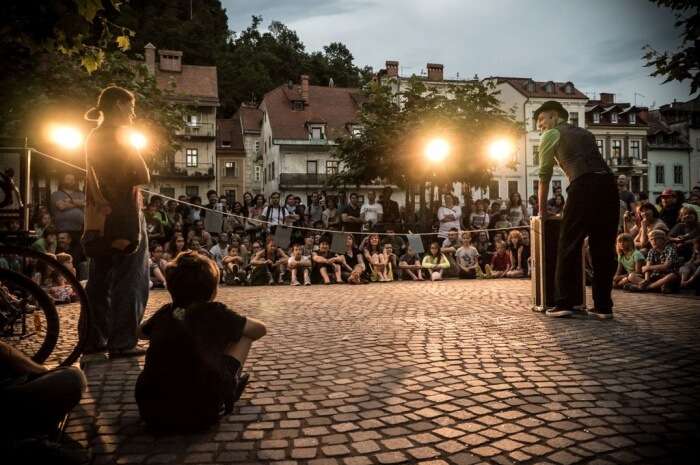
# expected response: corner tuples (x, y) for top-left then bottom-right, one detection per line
(154, 64), (218, 104)
(216, 117), (244, 151)
(239, 105), (263, 133)
(494, 77), (588, 100)
(262, 84), (361, 140)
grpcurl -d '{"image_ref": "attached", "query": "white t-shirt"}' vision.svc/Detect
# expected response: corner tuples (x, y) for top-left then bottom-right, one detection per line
(262, 205), (285, 230)
(455, 245), (480, 268)
(209, 244), (229, 267)
(360, 202), (383, 225)
(437, 206), (462, 238)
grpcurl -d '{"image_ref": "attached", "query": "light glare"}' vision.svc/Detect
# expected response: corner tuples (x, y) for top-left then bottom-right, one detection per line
(129, 131), (147, 150)
(49, 125), (83, 150)
(488, 139), (515, 163)
(425, 138), (450, 162)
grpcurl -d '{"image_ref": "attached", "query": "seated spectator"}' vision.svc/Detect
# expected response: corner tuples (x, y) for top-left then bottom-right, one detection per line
(31, 227), (57, 254)
(547, 193), (565, 216)
(149, 244), (167, 289)
(507, 192), (529, 227)
(222, 245), (247, 285)
(340, 234), (366, 284)
(669, 207), (700, 259)
(399, 246), (424, 281)
(249, 238), (288, 285)
(144, 200), (166, 244)
(47, 268), (75, 304)
(469, 199), (490, 230)
(493, 213), (511, 231)
(382, 242), (397, 281)
(34, 211), (53, 238)
(55, 252), (76, 276)
(627, 229), (681, 293)
(186, 196), (204, 225)
(187, 220), (213, 249)
(301, 234), (316, 257)
(505, 230), (528, 278)
(209, 233), (230, 271)
(311, 237), (343, 284)
(486, 241), (511, 278)
(288, 243), (311, 286)
(0, 340), (88, 464)
(527, 194), (538, 217)
(634, 203), (668, 252)
(474, 230), (492, 269)
(135, 251), (266, 432)
(680, 237), (700, 289)
(165, 233), (189, 260)
(422, 241), (450, 281)
(56, 231), (84, 266)
(382, 228), (406, 256)
(613, 233), (644, 289)
(455, 232), (482, 279)
(363, 233), (389, 282)
(659, 189), (681, 230)
(223, 202), (246, 233)
(441, 228), (461, 277)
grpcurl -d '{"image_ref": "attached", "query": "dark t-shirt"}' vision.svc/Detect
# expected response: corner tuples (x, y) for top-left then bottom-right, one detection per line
(343, 246), (361, 268)
(135, 302), (246, 428)
(619, 190), (636, 211)
(342, 203), (362, 232)
(381, 199), (400, 224)
(400, 254), (420, 265)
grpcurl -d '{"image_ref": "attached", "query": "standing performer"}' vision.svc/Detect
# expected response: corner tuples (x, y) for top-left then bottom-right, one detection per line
(82, 86), (151, 360)
(535, 101), (618, 319)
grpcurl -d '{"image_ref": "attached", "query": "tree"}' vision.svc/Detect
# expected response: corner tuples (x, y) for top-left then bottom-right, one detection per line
(643, 0), (699, 94)
(331, 77), (522, 216)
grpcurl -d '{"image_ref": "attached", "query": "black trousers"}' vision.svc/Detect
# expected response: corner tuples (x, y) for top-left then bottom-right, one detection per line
(555, 173), (618, 311)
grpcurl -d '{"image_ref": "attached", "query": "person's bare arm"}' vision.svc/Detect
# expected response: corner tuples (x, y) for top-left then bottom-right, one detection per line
(250, 251), (267, 266)
(242, 317), (267, 340)
(0, 340), (47, 375)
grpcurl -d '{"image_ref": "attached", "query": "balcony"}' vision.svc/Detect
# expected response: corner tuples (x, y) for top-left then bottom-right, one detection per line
(151, 161), (215, 180)
(279, 173), (332, 188)
(178, 122), (215, 138)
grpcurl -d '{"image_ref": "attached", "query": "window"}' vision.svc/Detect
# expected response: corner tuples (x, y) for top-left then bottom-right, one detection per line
(224, 161), (238, 177)
(596, 139), (605, 158)
(221, 139), (231, 147)
(507, 181), (519, 198)
(611, 112), (618, 124)
(254, 141), (260, 154)
(593, 112), (600, 124)
(674, 165), (683, 185)
(629, 113), (636, 124)
(655, 165), (665, 185)
(186, 114), (199, 126)
(186, 148), (198, 167)
(271, 161), (275, 180)
(611, 140), (622, 158)
(254, 165), (262, 182)
(293, 101), (304, 111)
(488, 180), (499, 200)
(545, 82), (554, 93)
(185, 185), (199, 198)
(532, 145), (540, 166)
(160, 187), (175, 199)
(630, 140), (640, 159)
(307, 160), (318, 174)
(310, 126), (324, 140)
(564, 84), (572, 94)
(569, 112), (579, 127)
(225, 189), (236, 203)
(326, 160), (339, 175)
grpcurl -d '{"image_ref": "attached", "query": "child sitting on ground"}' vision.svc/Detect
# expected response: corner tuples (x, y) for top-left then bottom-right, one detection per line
(399, 246), (424, 281)
(287, 243), (311, 286)
(421, 241), (450, 281)
(613, 233), (644, 289)
(486, 241), (511, 278)
(455, 232), (483, 279)
(222, 245), (246, 285)
(135, 251), (267, 432)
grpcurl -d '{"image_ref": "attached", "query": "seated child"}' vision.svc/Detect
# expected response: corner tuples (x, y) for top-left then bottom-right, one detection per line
(222, 245), (247, 285)
(421, 241), (450, 281)
(311, 238), (343, 284)
(505, 229), (528, 278)
(399, 246), (424, 281)
(455, 232), (482, 279)
(441, 228), (461, 277)
(249, 238), (288, 285)
(382, 243), (397, 282)
(627, 229), (681, 293)
(135, 251), (266, 432)
(680, 237), (700, 288)
(287, 243), (311, 286)
(486, 241), (511, 278)
(614, 233), (644, 288)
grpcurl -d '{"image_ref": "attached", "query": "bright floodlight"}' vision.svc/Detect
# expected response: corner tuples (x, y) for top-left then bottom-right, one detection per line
(488, 139), (515, 163)
(129, 131), (147, 150)
(425, 138), (450, 162)
(50, 125), (83, 150)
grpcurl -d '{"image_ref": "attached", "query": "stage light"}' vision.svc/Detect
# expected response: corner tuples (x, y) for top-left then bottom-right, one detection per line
(425, 138), (450, 162)
(49, 125), (83, 150)
(129, 131), (147, 150)
(488, 139), (515, 164)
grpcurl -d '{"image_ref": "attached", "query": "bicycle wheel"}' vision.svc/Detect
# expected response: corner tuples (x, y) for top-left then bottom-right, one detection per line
(0, 268), (60, 364)
(0, 246), (90, 366)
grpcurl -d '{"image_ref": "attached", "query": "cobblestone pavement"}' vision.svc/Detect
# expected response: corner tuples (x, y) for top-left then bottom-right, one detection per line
(64, 280), (700, 465)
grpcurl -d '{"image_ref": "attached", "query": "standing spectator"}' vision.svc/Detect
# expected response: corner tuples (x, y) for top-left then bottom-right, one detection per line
(469, 199), (490, 230)
(51, 173), (85, 243)
(547, 194), (565, 215)
(341, 193), (363, 234)
(421, 241), (450, 281)
(282, 195), (301, 227)
(380, 186), (400, 226)
(360, 191), (383, 230)
(163, 200), (182, 240)
(144, 201), (166, 244)
(262, 192), (285, 233)
(527, 194), (539, 218)
(223, 202), (246, 233)
(507, 192), (529, 227)
(246, 194), (266, 238)
(617, 175), (636, 211)
(659, 189), (682, 230)
(322, 197), (342, 230)
(307, 192), (323, 225)
(82, 85), (150, 359)
(186, 196), (203, 225)
(455, 232), (481, 279)
(437, 193), (461, 240)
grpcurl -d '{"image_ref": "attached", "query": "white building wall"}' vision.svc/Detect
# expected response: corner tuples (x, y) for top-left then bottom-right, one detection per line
(243, 134), (263, 194)
(647, 148), (691, 196)
(690, 128), (700, 188)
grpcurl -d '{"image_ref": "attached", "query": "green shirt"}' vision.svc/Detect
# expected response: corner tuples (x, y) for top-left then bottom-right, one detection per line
(618, 250), (644, 274)
(538, 128), (561, 183)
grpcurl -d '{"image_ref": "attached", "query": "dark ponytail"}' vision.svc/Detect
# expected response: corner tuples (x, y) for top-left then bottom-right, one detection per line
(84, 85), (135, 123)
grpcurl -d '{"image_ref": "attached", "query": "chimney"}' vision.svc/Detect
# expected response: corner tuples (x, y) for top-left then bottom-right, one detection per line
(637, 108), (649, 123)
(158, 49), (183, 72)
(301, 75), (309, 102)
(427, 63), (444, 81)
(144, 43), (156, 75)
(385, 60), (399, 77)
(600, 92), (615, 104)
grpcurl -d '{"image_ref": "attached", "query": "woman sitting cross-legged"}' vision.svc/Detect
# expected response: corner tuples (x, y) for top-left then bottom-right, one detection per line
(363, 233), (389, 282)
(421, 241), (451, 281)
(135, 251), (267, 432)
(505, 229), (528, 278)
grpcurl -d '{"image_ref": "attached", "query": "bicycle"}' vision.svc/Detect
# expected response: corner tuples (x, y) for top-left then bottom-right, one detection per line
(0, 234), (90, 367)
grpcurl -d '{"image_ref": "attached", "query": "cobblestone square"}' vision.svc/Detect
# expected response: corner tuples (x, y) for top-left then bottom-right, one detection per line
(65, 280), (700, 464)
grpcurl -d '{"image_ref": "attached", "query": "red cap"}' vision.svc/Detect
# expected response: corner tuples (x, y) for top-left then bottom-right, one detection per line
(660, 188), (676, 197)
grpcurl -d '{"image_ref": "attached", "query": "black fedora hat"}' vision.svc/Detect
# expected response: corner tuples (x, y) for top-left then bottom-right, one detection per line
(533, 100), (569, 121)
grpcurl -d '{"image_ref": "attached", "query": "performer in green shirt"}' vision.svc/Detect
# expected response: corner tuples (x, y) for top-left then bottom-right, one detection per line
(535, 101), (618, 319)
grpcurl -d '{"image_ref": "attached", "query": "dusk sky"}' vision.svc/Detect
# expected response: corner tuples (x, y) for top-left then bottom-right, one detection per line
(222, 0), (695, 107)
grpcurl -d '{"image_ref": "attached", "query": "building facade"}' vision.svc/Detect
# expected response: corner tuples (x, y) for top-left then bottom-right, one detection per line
(144, 43), (219, 200)
(658, 97), (700, 188)
(215, 117), (246, 202)
(646, 111), (692, 196)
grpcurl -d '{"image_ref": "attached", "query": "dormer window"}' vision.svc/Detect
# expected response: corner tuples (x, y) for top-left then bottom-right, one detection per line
(593, 112), (600, 124)
(545, 82), (554, 93)
(629, 113), (636, 124)
(526, 80), (535, 92)
(350, 124), (363, 137)
(292, 101), (304, 111)
(564, 82), (573, 94)
(611, 113), (618, 124)
(309, 125), (325, 140)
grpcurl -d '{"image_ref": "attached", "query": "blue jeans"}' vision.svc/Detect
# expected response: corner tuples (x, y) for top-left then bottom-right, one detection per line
(85, 217), (149, 352)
